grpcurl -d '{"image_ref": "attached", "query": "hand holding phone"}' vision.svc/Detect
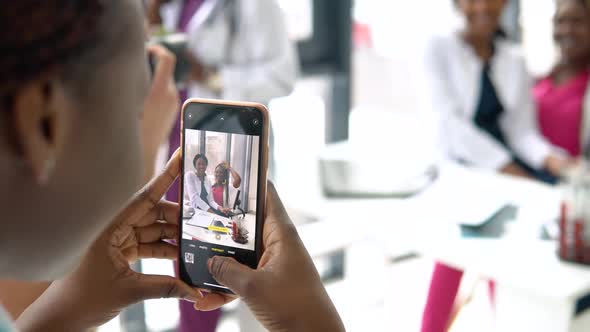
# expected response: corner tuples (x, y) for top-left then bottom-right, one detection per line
(142, 44), (179, 180)
(194, 183), (346, 332)
(148, 34), (193, 86)
(179, 99), (269, 293)
(16, 153), (201, 331)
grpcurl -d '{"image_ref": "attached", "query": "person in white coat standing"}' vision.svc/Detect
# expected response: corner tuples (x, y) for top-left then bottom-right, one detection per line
(147, 1), (298, 331)
(148, 0), (299, 103)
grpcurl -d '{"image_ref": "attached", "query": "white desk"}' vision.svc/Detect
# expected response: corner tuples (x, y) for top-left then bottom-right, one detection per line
(280, 161), (590, 332)
(182, 210), (256, 251)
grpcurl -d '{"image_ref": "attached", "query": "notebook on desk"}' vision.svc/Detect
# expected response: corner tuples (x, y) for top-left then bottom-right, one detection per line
(454, 199), (513, 227)
(460, 205), (518, 238)
(417, 162), (513, 228)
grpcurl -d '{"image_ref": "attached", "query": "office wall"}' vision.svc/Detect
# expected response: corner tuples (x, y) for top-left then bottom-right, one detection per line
(352, 0), (557, 116)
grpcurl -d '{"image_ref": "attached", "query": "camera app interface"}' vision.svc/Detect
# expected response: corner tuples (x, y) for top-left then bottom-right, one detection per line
(180, 108), (262, 291)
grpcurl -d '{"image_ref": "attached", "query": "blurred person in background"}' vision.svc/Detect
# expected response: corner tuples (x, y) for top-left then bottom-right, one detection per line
(147, 1), (299, 330)
(423, 0), (572, 181)
(534, 0), (590, 159)
(421, 0), (575, 331)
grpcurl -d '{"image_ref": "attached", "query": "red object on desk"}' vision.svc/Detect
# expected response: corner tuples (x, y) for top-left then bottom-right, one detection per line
(232, 222), (238, 241)
(560, 202), (567, 260)
(575, 220), (584, 262)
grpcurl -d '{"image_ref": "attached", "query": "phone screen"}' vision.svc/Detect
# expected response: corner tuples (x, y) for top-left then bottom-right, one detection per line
(179, 101), (266, 293)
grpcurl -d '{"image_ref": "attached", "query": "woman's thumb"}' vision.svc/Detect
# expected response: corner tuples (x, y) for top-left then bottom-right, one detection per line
(208, 256), (256, 295)
(134, 274), (202, 303)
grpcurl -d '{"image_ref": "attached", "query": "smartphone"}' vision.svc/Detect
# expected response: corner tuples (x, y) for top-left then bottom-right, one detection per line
(178, 98), (269, 293)
(148, 33), (192, 85)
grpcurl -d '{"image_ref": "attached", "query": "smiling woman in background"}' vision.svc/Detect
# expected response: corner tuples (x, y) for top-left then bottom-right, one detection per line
(423, 0), (572, 181)
(534, 0), (590, 158)
(421, 0), (575, 331)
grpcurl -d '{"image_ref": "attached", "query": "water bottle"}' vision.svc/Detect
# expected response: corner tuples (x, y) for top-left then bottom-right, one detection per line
(559, 163), (590, 264)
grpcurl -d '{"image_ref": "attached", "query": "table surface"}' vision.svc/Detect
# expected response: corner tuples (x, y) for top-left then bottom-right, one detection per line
(182, 210), (256, 251)
(287, 161), (590, 301)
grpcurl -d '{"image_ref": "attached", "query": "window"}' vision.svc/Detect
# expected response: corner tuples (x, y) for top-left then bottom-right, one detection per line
(277, 0), (314, 41)
(204, 131), (229, 183)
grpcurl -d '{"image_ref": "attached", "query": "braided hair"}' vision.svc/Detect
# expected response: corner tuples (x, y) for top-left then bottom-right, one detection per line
(214, 163), (230, 206)
(0, 1), (109, 110)
(215, 163), (230, 185)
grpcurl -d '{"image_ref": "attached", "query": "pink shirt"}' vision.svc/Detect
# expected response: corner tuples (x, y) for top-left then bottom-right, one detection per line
(211, 185), (224, 207)
(534, 69), (590, 157)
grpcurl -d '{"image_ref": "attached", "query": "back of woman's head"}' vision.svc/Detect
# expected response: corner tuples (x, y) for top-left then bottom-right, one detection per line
(0, 0), (151, 281)
(1, 2), (100, 98)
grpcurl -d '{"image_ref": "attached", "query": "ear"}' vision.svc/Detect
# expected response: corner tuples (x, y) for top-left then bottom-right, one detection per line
(12, 79), (68, 185)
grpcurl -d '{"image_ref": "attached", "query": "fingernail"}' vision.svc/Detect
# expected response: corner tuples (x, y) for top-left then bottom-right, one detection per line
(184, 290), (203, 303)
(184, 296), (199, 303)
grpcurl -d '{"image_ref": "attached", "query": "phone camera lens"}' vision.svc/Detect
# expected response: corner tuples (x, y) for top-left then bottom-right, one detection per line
(252, 119), (260, 126)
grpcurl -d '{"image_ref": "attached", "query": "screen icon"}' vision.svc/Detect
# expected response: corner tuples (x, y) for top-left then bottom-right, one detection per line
(184, 252), (195, 264)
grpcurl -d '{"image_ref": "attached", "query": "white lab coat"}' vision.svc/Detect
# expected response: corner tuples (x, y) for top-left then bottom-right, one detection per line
(423, 33), (554, 170)
(160, 0), (299, 104)
(185, 171), (220, 211)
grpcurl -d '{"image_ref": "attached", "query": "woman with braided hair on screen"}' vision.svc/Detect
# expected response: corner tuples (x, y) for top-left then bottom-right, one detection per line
(211, 161), (242, 209)
(0, 1), (344, 332)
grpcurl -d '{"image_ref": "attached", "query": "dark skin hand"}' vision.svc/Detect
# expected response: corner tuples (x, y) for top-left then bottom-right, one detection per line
(146, 0), (208, 84)
(501, 158), (576, 181)
(197, 183), (346, 332)
(142, 44), (179, 182)
(500, 162), (533, 179)
(16, 151), (202, 332)
(186, 49), (207, 83)
(146, 0), (170, 26)
(0, 44), (180, 322)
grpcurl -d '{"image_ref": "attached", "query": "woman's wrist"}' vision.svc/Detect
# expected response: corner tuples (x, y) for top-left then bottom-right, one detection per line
(17, 279), (90, 332)
(499, 162), (531, 179)
(544, 155), (570, 177)
(284, 290), (345, 332)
